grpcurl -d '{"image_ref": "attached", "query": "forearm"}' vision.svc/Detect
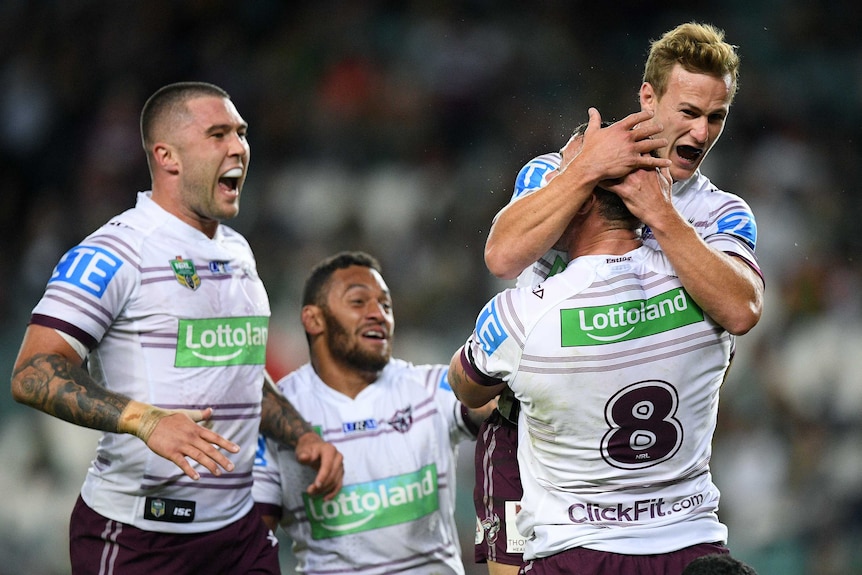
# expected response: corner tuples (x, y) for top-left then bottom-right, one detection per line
(485, 171), (595, 279)
(12, 352), (131, 432)
(260, 376), (315, 448)
(651, 216), (763, 335)
(448, 349), (505, 408)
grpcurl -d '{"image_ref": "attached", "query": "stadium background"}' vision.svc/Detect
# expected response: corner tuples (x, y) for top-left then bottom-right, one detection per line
(1, 1), (860, 573)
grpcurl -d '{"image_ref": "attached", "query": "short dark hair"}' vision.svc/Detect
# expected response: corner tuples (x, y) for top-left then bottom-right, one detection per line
(140, 81), (230, 152)
(594, 187), (638, 228)
(681, 554), (758, 575)
(302, 251), (383, 307)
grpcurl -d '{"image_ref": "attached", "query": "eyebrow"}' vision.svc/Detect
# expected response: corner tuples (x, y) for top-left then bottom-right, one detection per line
(205, 122), (248, 135)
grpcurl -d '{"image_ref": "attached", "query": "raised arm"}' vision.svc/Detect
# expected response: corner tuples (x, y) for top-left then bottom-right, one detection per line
(11, 324), (240, 480)
(484, 108), (671, 279)
(260, 373), (344, 500)
(607, 167), (763, 334)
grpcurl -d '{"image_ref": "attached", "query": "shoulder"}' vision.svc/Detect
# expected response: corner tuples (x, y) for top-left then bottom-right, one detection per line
(275, 364), (316, 397)
(679, 172), (755, 214)
(383, 359), (449, 391)
(513, 151), (562, 199)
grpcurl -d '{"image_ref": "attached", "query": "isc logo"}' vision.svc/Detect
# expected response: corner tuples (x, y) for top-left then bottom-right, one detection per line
(173, 507), (193, 517)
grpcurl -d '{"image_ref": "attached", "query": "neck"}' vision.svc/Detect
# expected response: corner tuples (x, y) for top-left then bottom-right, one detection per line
(568, 227), (642, 259)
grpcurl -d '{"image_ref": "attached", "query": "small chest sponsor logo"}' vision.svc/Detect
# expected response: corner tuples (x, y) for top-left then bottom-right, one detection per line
(560, 288), (703, 346)
(343, 419), (378, 433)
(304, 464), (439, 540)
(208, 260), (233, 274)
(144, 497), (196, 523)
(175, 316), (268, 367)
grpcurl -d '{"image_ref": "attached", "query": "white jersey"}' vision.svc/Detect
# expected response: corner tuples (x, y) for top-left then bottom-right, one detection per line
(30, 191), (270, 533)
(510, 153), (761, 288)
(461, 246), (733, 558)
(253, 360), (476, 575)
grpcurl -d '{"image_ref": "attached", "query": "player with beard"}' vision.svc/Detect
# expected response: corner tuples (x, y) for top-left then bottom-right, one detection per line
(253, 251), (495, 574)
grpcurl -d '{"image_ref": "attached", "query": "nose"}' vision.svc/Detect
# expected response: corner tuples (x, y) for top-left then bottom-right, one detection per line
(228, 131), (249, 157)
(690, 117), (708, 144)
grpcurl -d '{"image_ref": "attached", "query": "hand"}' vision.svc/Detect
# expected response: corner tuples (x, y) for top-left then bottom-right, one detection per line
(574, 107), (671, 182)
(603, 166), (674, 228)
(119, 401), (240, 480)
(295, 431), (344, 500)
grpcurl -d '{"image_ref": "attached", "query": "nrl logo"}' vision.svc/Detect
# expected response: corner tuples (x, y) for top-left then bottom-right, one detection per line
(170, 256), (201, 290)
(149, 498), (165, 518)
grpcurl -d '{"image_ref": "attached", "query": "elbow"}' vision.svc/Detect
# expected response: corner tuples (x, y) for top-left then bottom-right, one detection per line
(10, 377), (32, 407)
(722, 302), (763, 336)
(484, 246), (519, 280)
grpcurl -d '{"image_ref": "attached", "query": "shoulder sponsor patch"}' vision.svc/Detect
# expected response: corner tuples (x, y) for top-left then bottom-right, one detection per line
(476, 298), (509, 356)
(717, 211), (757, 248)
(49, 245), (123, 297)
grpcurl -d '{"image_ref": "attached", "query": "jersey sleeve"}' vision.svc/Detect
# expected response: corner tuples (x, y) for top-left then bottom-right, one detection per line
(252, 434), (284, 509)
(511, 152), (562, 201)
(29, 229), (138, 349)
(463, 290), (524, 385)
(703, 195), (762, 279)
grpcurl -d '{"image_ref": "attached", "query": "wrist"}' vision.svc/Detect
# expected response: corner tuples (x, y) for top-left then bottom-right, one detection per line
(118, 400), (164, 442)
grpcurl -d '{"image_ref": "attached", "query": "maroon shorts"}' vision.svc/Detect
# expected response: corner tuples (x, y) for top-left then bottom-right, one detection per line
(474, 408), (524, 566)
(69, 495), (280, 575)
(520, 542), (729, 575)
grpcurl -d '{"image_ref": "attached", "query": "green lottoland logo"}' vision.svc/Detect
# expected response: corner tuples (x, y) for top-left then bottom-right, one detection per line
(305, 464), (439, 540)
(561, 288), (703, 346)
(175, 316), (268, 366)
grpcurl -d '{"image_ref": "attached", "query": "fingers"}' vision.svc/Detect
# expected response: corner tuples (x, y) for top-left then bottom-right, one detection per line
(146, 411), (239, 481)
(616, 109), (656, 132)
(586, 107), (602, 132)
(295, 432), (345, 501)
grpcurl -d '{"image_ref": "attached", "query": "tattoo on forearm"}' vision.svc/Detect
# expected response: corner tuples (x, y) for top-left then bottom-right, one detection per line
(260, 381), (314, 448)
(13, 353), (129, 432)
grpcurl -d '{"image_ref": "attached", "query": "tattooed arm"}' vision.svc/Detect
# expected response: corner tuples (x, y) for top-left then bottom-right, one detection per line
(261, 372), (344, 500)
(10, 324), (240, 480)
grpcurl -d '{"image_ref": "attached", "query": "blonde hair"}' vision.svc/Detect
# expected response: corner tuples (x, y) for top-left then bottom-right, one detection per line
(643, 22), (740, 101)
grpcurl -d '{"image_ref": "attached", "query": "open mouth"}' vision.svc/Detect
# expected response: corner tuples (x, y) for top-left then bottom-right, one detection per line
(362, 328), (387, 340)
(219, 167), (243, 192)
(676, 145), (703, 162)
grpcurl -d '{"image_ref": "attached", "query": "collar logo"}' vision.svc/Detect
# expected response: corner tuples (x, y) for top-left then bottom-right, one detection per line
(170, 256), (201, 290)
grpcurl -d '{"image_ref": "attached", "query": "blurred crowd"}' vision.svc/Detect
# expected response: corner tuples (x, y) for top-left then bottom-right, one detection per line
(1, 1), (861, 574)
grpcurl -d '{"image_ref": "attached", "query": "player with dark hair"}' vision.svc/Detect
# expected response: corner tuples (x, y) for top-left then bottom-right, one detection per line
(11, 81), (343, 574)
(682, 554), (759, 575)
(253, 251), (495, 574)
(452, 165), (738, 573)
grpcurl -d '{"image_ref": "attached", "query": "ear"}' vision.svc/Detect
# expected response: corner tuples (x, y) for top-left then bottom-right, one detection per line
(153, 143), (180, 175)
(578, 193), (596, 216)
(639, 82), (656, 114)
(301, 305), (325, 336)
